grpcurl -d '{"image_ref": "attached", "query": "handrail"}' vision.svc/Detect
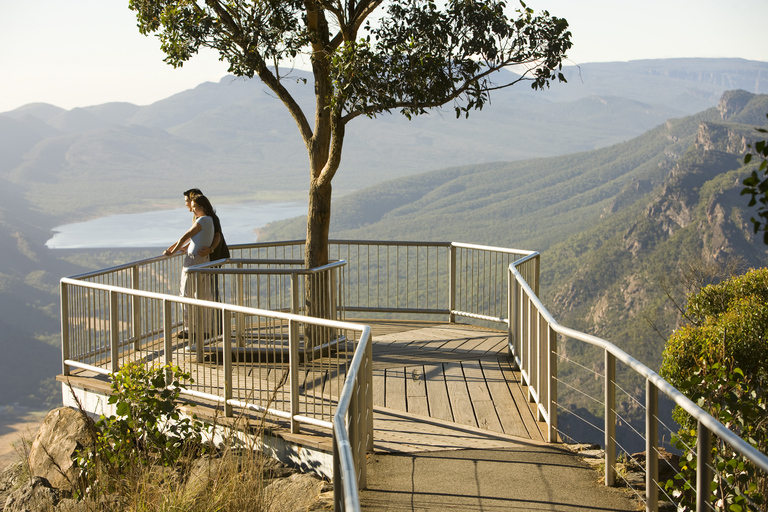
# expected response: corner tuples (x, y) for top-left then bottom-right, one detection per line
(60, 276), (372, 512)
(509, 257), (768, 512)
(61, 238), (768, 511)
(333, 325), (372, 511)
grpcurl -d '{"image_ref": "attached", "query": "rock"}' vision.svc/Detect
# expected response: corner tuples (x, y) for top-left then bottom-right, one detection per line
(0, 460), (25, 506)
(27, 408), (94, 492)
(628, 448), (681, 481)
(4, 476), (62, 512)
(264, 472), (325, 512)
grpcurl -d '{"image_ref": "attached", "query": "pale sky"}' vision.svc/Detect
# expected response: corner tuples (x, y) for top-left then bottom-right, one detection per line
(1, 0), (766, 113)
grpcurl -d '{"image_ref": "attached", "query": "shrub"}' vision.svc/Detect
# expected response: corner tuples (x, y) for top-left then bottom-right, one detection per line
(76, 363), (210, 498)
(660, 268), (768, 511)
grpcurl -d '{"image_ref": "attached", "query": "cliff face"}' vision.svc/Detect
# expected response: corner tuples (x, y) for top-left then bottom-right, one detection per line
(547, 91), (768, 372)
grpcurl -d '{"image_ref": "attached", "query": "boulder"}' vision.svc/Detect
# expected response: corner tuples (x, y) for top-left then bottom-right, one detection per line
(27, 407), (95, 492)
(265, 472), (325, 512)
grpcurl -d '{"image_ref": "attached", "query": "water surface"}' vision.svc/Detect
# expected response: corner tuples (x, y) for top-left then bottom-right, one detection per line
(46, 201), (306, 249)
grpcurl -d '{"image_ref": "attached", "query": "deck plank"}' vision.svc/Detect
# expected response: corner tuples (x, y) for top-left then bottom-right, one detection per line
(405, 366), (429, 417)
(423, 364), (453, 422)
(461, 361), (503, 433)
(372, 368), (386, 407)
(385, 367), (407, 411)
(480, 359), (531, 438)
(442, 362), (477, 428)
(497, 358), (544, 441)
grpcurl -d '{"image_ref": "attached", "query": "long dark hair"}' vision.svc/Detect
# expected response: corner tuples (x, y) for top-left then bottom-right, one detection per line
(190, 194), (216, 218)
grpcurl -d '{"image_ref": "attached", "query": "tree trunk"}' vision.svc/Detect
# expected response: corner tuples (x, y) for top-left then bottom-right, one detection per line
(305, 178), (332, 269)
(303, 178), (334, 354)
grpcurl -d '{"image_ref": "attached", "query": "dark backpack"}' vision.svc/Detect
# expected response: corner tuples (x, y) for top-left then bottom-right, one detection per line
(211, 232), (230, 261)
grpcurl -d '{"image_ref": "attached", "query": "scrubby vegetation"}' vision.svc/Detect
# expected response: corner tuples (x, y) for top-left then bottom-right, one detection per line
(661, 268), (768, 512)
(72, 363), (274, 511)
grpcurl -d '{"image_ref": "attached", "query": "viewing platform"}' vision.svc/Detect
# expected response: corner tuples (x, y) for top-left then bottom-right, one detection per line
(57, 240), (768, 512)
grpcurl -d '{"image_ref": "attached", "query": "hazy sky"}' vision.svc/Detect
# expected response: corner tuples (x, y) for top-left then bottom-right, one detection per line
(1, 0), (766, 113)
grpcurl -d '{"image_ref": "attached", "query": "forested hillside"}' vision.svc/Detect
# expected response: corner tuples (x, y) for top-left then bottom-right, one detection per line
(261, 90), (768, 371)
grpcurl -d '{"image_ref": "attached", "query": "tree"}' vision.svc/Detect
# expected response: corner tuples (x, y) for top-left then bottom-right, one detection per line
(128, 0), (571, 268)
(743, 114), (768, 244)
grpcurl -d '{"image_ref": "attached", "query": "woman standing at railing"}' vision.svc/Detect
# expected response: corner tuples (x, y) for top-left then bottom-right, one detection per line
(163, 194), (215, 338)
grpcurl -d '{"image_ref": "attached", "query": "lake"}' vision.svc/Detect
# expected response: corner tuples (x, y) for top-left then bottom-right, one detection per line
(45, 201), (306, 249)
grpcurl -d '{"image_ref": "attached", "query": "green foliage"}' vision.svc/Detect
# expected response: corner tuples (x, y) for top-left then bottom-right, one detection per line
(76, 363), (210, 498)
(666, 363), (766, 511)
(742, 114), (768, 244)
(661, 268), (768, 386)
(661, 269), (768, 511)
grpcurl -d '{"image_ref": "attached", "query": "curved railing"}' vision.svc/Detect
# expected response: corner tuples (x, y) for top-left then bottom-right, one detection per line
(508, 255), (768, 512)
(60, 276), (372, 511)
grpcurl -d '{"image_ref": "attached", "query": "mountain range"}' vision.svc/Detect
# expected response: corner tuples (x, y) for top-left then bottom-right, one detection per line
(1, 58), (767, 410)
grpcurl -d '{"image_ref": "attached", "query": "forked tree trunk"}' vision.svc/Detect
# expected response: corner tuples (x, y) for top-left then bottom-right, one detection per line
(305, 178), (332, 269)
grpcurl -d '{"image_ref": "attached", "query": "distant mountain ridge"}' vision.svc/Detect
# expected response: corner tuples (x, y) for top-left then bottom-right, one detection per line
(2, 59), (768, 222)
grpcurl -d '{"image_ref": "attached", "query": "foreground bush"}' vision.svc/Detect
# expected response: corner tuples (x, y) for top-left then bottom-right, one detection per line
(661, 268), (768, 511)
(74, 363), (272, 511)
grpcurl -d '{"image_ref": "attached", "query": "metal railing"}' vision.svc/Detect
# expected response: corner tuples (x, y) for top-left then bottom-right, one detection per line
(61, 239), (768, 511)
(508, 255), (768, 512)
(60, 276), (373, 510)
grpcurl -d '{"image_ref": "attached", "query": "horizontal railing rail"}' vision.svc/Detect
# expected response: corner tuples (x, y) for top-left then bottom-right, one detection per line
(508, 257), (768, 512)
(60, 277), (372, 511)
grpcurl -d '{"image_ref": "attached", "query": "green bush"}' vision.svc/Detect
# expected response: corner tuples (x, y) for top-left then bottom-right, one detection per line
(661, 267), (768, 387)
(660, 268), (768, 511)
(76, 363), (210, 498)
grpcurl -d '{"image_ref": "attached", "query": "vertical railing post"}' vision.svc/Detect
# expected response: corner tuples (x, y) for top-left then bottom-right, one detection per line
(330, 267), (338, 320)
(536, 310), (544, 419)
(696, 421), (712, 512)
(348, 389), (359, 492)
(605, 351), (616, 486)
(365, 336), (374, 453)
(547, 324), (558, 443)
(646, 379), (659, 512)
(60, 282), (70, 377)
(289, 317), (300, 434)
(162, 300), (172, 357)
(236, 263), (245, 348)
(223, 308), (233, 417)
(131, 265), (141, 349)
(290, 274), (300, 315)
(507, 266), (516, 359)
(109, 290), (120, 374)
(355, 366), (367, 489)
(526, 295), (534, 401)
(333, 433), (343, 512)
(448, 244), (456, 323)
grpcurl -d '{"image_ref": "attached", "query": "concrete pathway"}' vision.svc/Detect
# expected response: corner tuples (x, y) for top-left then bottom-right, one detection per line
(360, 443), (640, 511)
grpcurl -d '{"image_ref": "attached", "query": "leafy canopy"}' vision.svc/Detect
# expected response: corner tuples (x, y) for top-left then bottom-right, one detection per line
(127, 0), (572, 122)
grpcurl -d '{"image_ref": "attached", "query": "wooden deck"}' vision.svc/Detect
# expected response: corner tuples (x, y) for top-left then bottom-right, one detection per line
(364, 321), (546, 452)
(59, 320), (547, 454)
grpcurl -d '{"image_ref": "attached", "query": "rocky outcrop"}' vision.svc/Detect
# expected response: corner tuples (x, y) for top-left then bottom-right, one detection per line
(718, 90), (754, 120)
(1, 407), (334, 512)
